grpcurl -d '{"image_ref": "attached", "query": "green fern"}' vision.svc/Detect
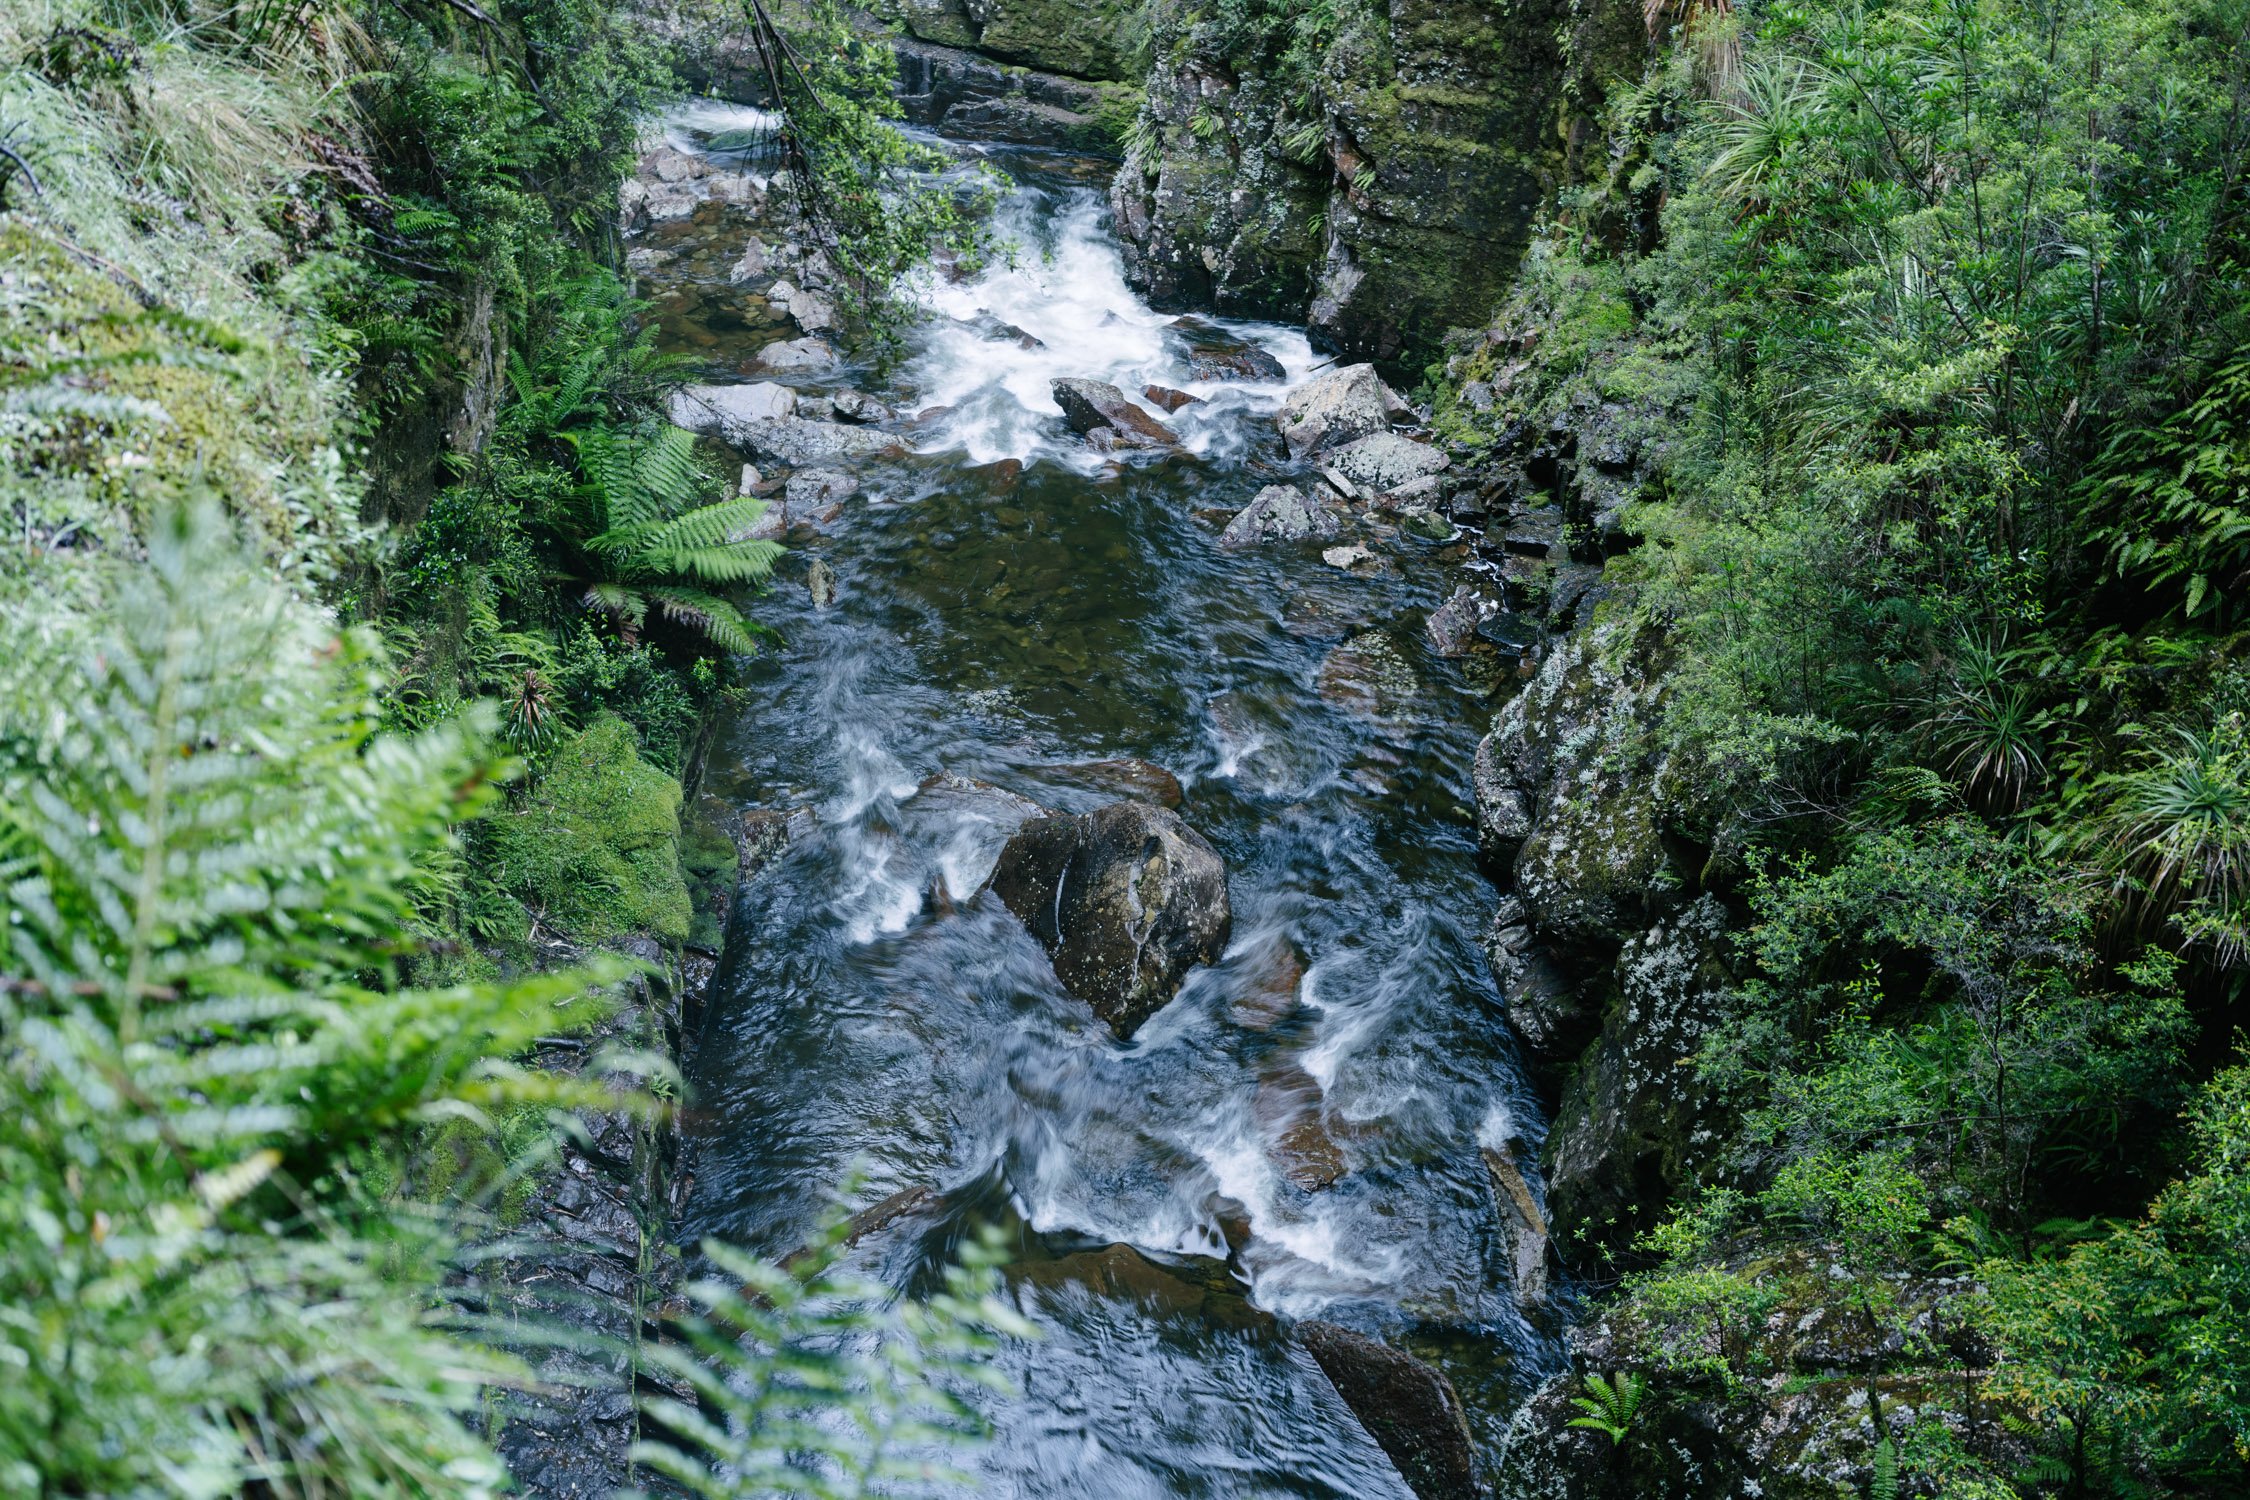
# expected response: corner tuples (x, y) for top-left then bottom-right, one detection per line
(0, 502), (637, 1495)
(1566, 1370), (1649, 1446)
(564, 422), (781, 652)
(1868, 1436), (1900, 1500)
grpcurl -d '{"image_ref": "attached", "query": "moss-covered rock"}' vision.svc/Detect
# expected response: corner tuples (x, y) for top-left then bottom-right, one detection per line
(487, 714), (692, 944)
(868, 0), (1145, 80)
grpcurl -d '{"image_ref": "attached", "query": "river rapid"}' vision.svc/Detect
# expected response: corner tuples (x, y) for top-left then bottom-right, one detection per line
(660, 116), (1560, 1496)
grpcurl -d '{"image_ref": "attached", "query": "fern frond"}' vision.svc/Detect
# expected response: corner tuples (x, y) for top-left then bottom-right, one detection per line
(642, 586), (760, 655)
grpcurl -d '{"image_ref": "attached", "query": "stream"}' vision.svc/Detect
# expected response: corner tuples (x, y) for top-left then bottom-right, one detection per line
(656, 118), (1560, 1496)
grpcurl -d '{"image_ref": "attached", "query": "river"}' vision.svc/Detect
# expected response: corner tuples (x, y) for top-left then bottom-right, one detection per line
(658, 116), (1559, 1496)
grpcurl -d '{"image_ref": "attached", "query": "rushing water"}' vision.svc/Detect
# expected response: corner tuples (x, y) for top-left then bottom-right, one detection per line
(664, 121), (1559, 1494)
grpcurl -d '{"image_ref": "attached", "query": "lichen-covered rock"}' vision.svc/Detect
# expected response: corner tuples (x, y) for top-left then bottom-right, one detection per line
(1051, 377), (1181, 449)
(870, 0), (1145, 80)
(1220, 484), (1344, 547)
(1481, 895), (1597, 1081)
(1300, 1322), (1480, 1500)
(1276, 364), (1410, 458)
(1326, 429), (1450, 493)
(1545, 895), (1734, 1263)
(669, 381), (795, 438)
(1473, 621), (1685, 958)
(890, 35), (1141, 149)
(988, 801), (1231, 1038)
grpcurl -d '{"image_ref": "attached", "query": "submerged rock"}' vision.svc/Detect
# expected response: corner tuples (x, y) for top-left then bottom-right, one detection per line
(1276, 364), (1410, 458)
(987, 801), (1231, 1039)
(1032, 758), (1184, 808)
(1318, 632), (1422, 720)
(1169, 317), (1288, 381)
(1299, 1322), (1479, 1500)
(1220, 484), (1344, 547)
(1051, 377), (1181, 450)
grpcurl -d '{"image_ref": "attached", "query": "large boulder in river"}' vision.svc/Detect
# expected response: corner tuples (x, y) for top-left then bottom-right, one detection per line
(1220, 484), (1344, 547)
(1325, 430), (1449, 494)
(1050, 378), (1181, 450)
(1276, 364), (1410, 458)
(1299, 1322), (1479, 1500)
(987, 801), (1231, 1038)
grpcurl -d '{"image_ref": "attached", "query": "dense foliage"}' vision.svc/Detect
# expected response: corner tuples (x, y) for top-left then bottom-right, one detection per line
(1437, 0), (2250, 1491)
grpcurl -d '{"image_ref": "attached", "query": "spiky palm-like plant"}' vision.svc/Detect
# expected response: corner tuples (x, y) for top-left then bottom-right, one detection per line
(565, 422), (781, 654)
(2100, 713), (2250, 962)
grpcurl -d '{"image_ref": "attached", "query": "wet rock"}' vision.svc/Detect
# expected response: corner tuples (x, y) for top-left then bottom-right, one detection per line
(737, 463), (762, 496)
(1320, 542), (1386, 575)
(968, 311), (1044, 349)
(830, 388), (894, 424)
(784, 468), (860, 508)
(1481, 896), (1596, 1081)
(1220, 484), (1344, 548)
(1169, 317), (1288, 381)
(1425, 586), (1497, 659)
(1255, 1061), (1348, 1190)
(767, 279), (838, 335)
(1379, 473), (1447, 512)
(1143, 384), (1199, 413)
(1299, 1322), (1480, 1500)
(1317, 631), (1422, 720)
(1481, 1145), (1553, 1307)
(1325, 431), (1450, 494)
(1398, 507), (1457, 542)
(752, 335), (839, 374)
(805, 559), (837, 609)
(1051, 377), (1181, 450)
(734, 418), (904, 467)
(670, 381), (795, 439)
(988, 801), (1232, 1039)
(1276, 364), (1410, 459)
(1033, 758), (1183, 808)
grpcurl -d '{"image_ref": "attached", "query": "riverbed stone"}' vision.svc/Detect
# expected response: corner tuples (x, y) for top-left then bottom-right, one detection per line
(987, 801), (1232, 1039)
(1143, 384), (1199, 413)
(732, 418), (904, 467)
(752, 335), (839, 374)
(1051, 377), (1180, 449)
(1326, 430), (1449, 494)
(1032, 758), (1184, 808)
(830, 388), (894, 424)
(1276, 364), (1410, 458)
(670, 381), (796, 438)
(1220, 484), (1343, 548)
(1425, 585), (1497, 659)
(1299, 1322), (1480, 1500)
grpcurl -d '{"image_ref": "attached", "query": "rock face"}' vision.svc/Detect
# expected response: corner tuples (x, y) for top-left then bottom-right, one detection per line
(1220, 484), (1344, 547)
(1112, 0), (1646, 369)
(1300, 1322), (1480, 1500)
(869, 0), (1145, 81)
(1544, 896), (1734, 1260)
(987, 801), (1231, 1039)
(1276, 364), (1410, 458)
(1051, 377), (1181, 449)
(883, 31), (1139, 153)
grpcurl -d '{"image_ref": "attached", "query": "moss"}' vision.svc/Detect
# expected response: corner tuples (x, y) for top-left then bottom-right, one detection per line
(486, 713), (692, 944)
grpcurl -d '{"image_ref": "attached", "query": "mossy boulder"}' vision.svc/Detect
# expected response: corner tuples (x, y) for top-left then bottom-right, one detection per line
(870, 0), (1144, 80)
(487, 714), (692, 944)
